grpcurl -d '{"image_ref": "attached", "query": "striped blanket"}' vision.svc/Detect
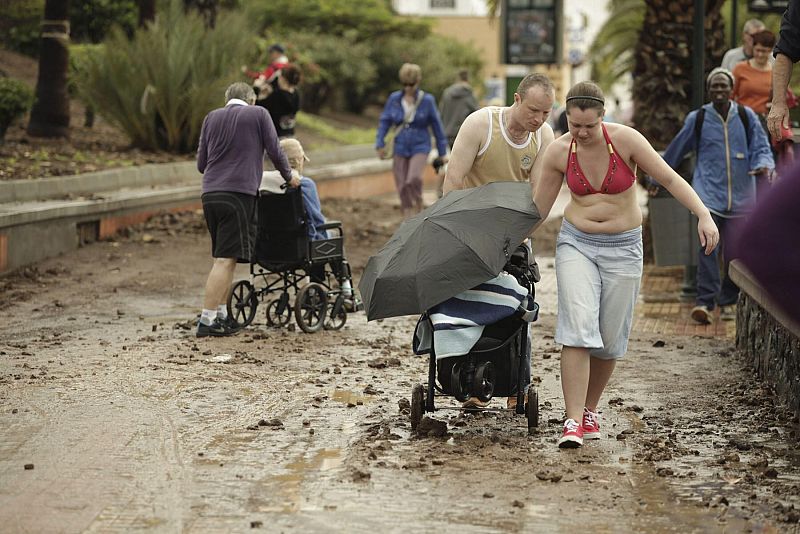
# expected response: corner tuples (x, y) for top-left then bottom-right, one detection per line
(413, 272), (537, 360)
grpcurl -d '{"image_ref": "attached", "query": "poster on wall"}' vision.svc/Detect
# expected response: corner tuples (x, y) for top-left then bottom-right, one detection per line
(503, 0), (562, 65)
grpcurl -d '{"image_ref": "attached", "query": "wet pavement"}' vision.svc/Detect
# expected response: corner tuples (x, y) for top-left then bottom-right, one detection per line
(1, 195), (799, 533)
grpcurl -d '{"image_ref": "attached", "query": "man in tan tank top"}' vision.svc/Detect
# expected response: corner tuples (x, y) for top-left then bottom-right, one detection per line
(443, 73), (555, 195)
(442, 73), (555, 410)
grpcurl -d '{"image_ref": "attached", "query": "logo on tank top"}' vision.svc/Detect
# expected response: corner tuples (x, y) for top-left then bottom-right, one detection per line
(520, 154), (533, 172)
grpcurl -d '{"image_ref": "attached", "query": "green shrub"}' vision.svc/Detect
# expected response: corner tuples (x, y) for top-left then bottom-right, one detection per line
(369, 34), (483, 104)
(71, 0), (138, 43)
(259, 31), (377, 113)
(245, 0), (430, 42)
(76, 0), (254, 152)
(0, 78), (35, 140)
(0, 0), (42, 57)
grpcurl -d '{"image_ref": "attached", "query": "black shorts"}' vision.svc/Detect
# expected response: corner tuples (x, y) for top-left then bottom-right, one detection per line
(201, 191), (257, 262)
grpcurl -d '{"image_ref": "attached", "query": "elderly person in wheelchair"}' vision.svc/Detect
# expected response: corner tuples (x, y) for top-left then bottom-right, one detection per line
(226, 138), (361, 333)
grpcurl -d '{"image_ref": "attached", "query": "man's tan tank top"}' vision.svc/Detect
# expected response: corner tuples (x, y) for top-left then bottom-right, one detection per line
(463, 107), (541, 189)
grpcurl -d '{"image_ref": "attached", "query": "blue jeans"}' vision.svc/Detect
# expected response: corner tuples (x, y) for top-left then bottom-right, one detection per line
(696, 214), (739, 310)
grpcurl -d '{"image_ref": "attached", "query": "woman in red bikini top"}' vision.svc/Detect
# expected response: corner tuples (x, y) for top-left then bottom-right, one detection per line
(565, 122), (637, 195)
(531, 81), (720, 451)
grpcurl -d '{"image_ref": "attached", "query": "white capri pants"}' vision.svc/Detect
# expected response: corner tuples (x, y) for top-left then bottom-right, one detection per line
(555, 219), (643, 359)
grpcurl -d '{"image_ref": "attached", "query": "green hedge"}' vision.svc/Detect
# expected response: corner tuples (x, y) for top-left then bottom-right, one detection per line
(0, 78), (35, 140)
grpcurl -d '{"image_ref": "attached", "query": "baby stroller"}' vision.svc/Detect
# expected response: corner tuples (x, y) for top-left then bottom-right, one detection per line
(226, 187), (357, 333)
(409, 245), (540, 430)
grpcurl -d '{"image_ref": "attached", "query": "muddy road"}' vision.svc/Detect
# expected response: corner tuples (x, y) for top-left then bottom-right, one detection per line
(1, 196), (798, 533)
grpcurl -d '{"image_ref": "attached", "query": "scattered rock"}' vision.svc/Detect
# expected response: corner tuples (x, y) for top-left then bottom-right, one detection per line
(415, 417), (448, 438)
(652, 340), (666, 347)
(23, 463), (34, 470)
(258, 418), (283, 428)
(351, 468), (371, 482)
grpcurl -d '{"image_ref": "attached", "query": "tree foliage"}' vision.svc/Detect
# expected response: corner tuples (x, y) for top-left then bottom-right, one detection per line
(245, 0), (430, 41)
(76, 0), (253, 151)
(589, 0), (645, 92)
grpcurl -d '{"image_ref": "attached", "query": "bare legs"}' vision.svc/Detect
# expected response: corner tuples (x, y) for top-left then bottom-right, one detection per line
(203, 257), (237, 310)
(560, 345), (616, 421)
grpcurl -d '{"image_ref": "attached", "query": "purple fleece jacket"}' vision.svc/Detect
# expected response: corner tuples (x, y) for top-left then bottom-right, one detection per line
(197, 101), (292, 195)
(733, 165), (800, 324)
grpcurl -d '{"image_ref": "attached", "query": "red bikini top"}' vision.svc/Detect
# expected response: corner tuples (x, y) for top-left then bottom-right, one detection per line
(566, 123), (637, 196)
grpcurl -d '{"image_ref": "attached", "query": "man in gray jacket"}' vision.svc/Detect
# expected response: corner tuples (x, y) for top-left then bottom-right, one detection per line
(196, 82), (299, 337)
(439, 70), (479, 150)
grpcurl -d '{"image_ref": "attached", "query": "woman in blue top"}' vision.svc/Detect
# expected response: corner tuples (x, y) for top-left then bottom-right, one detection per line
(376, 63), (449, 218)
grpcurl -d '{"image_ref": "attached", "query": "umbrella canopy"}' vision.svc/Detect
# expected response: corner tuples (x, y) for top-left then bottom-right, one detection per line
(358, 181), (541, 321)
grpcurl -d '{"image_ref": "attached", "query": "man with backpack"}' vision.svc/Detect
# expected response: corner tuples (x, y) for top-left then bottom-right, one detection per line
(662, 67), (774, 324)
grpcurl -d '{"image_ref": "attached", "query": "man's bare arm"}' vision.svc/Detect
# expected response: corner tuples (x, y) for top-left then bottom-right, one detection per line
(442, 109), (488, 194)
(529, 122), (555, 196)
(768, 53), (794, 140)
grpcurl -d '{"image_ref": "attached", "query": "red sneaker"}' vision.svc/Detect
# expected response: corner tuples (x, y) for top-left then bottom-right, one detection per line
(582, 407), (601, 440)
(558, 418), (583, 448)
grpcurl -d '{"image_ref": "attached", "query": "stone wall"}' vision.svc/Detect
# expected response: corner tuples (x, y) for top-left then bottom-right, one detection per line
(733, 263), (800, 417)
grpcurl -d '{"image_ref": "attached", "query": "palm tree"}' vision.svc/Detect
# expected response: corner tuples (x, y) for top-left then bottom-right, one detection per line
(27, 0), (70, 138)
(632, 0), (727, 148)
(588, 0), (645, 92)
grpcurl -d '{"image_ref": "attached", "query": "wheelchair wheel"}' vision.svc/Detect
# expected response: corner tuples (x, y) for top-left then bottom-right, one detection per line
(472, 361), (495, 403)
(324, 298), (347, 331)
(294, 283), (328, 333)
(410, 384), (425, 431)
(227, 280), (257, 328)
(450, 362), (471, 402)
(265, 294), (291, 327)
(525, 386), (539, 429)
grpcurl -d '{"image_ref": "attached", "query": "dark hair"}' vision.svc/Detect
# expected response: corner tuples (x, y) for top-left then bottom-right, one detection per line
(565, 81), (605, 112)
(458, 69), (469, 82)
(269, 43), (285, 54)
(516, 73), (554, 98)
(751, 29), (776, 48)
(281, 64), (301, 86)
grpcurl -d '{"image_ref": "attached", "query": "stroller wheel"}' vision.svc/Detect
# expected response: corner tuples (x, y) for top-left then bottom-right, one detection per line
(265, 295), (291, 327)
(227, 280), (258, 328)
(294, 283), (328, 333)
(410, 384), (425, 431)
(450, 362), (471, 402)
(525, 386), (539, 429)
(473, 361), (495, 403)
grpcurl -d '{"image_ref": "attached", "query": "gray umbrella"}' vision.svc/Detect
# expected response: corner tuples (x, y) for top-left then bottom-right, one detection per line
(358, 181), (541, 321)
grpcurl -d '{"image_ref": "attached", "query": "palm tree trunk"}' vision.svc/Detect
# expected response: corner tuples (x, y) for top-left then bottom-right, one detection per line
(27, 0), (70, 138)
(632, 0), (726, 149)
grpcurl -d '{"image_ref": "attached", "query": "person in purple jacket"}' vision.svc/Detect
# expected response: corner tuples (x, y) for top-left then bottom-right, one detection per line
(734, 163), (800, 326)
(376, 63), (449, 218)
(196, 82), (300, 337)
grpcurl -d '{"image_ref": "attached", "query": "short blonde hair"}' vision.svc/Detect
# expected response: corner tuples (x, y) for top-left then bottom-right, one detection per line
(398, 63), (422, 85)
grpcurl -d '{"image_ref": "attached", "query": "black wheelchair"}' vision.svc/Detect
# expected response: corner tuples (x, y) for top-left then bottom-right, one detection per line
(226, 187), (357, 333)
(409, 245), (540, 430)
